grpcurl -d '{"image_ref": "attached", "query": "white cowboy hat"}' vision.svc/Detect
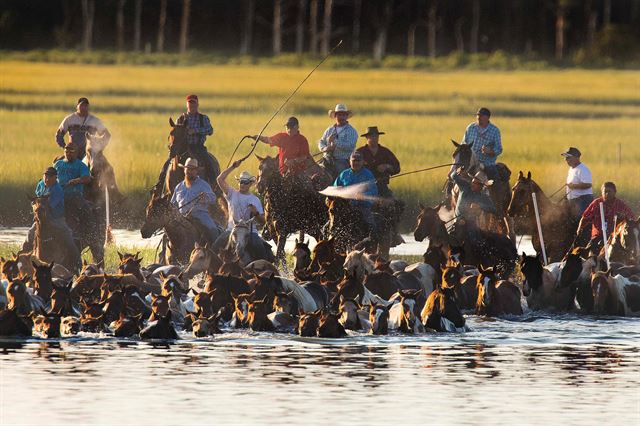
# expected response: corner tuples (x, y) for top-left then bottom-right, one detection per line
(178, 157), (200, 169)
(328, 103), (353, 119)
(472, 170), (494, 186)
(235, 171), (257, 182)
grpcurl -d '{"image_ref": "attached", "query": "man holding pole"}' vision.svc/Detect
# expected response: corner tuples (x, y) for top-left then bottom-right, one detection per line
(576, 182), (635, 253)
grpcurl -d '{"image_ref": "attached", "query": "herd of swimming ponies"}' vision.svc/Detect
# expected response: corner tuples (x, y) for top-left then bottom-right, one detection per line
(1, 218), (639, 340)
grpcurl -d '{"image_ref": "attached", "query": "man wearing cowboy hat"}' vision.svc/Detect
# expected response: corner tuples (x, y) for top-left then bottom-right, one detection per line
(252, 116), (311, 176)
(318, 103), (359, 179)
(56, 97), (110, 161)
(215, 160), (275, 262)
(452, 167), (497, 226)
(23, 167), (80, 270)
(355, 126), (400, 198)
(461, 107), (503, 181)
(170, 157), (221, 244)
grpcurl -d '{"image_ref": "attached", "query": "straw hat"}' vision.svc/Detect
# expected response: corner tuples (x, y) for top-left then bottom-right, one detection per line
(328, 103), (353, 119)
(235, 171), (256, 183)
(178, 158), (200, 169)
(472, 170), (493, 186)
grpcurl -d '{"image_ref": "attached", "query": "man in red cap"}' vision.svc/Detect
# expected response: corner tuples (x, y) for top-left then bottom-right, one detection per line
(55, 97), (110, 161)
(155, 94), (217, 194)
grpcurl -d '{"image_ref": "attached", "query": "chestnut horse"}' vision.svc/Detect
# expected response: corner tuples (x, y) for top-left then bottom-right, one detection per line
(507, 171), (574, 263)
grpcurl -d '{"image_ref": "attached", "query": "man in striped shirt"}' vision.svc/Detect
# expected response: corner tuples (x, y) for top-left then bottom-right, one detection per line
(318, 103), (359, 179)
(461, 107), (503, 180)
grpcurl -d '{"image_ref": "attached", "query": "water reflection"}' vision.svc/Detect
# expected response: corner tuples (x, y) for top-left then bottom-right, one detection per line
(1, 317), (639, 425)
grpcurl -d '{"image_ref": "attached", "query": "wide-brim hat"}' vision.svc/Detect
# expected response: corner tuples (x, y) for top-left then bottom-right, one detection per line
(235, 171), (256, 182)
(473, 171), (493, 186)
(361, 126), (385, 137)
(179, 157), (200, 169)
(329, 103), (353, 119)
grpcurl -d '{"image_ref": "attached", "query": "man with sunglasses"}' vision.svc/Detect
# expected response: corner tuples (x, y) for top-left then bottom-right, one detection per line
(252, 116), (311, 176)
(215, 160), (275, 262)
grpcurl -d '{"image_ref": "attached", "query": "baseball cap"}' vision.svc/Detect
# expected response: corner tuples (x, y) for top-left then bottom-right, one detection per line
(350, 151), (363, 160)
(476, 107), (491, 116)
(44, 167), (58, 176)
(77, 97), (90, 106)
(186, 94), (198, 102)
(285, 116), (299, 127)
(560, 147), (581, 157)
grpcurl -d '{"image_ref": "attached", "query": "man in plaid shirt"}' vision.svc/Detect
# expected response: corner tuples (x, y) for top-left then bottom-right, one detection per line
(461, 107), (503, 180)
(155, 94), (216, 194)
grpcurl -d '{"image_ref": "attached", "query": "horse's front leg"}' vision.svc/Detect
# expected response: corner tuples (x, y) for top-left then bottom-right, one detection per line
(276, 231), (289, 275)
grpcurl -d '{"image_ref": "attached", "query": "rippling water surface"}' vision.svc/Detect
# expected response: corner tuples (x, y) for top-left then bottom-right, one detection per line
(2, 314), (639, 425)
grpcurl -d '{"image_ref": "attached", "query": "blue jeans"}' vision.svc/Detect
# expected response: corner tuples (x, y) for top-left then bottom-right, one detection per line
(191, 211), (222, 244)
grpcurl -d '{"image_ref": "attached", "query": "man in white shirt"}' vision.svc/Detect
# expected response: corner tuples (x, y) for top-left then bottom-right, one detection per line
(55, 97), (110, 161)
(561, 146), (593, 222)
(215, 160), (274, 262)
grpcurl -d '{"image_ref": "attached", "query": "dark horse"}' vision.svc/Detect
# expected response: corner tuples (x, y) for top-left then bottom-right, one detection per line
(507, 171), (574, 263)
(156, 117), (226, 224)
(140, 193), (200, 265)
(326, 197), (370, 254)
(414, 203), (517, 279)
(446, 140), (513, 238)
(30, 197), (81, 271)
(256, 155), (328, 267)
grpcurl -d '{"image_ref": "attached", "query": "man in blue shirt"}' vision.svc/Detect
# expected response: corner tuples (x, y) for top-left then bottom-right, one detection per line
(461, 107), (503, 181)
(23, 167), (80, 270)
(170, 158), (221, 244)
(333, 151), (378, 232)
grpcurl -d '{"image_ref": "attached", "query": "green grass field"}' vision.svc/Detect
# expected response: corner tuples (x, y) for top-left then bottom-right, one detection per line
(1, 61), (638, 229)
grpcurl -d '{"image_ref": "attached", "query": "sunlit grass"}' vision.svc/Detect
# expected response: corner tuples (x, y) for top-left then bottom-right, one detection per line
(0, 61), (638, 228)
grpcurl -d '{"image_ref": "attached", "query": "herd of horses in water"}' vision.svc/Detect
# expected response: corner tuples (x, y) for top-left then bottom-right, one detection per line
(9, 118), (640, 340)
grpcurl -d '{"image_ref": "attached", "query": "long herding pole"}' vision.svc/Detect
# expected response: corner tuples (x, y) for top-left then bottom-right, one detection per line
(599, 202), (610, 269)
(227, 40), (344, 167)
(531, 193), (548, 265)
(104, 186), (110, 248)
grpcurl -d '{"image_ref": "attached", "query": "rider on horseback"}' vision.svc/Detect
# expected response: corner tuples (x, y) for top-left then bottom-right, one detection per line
(451, 167), (497, 234)
(252, 116), (312, 176)
(318, 104), (359, 179)
(23, 167), (80, 269)
(155, 94), (217, 194)
(170, 158), (222, 245)
(215, 160), (275, 262)
(333, 151), (378, 234)
(461, 107), (503, 181)
(55, 97), (110, 161)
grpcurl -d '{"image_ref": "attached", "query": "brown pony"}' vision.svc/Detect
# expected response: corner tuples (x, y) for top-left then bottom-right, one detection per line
(117, 252), (145, 282)
(256, 155), (327, 268)
(414, 203), (517, 279)
(183, 243), (223, 279)
(317, 310), (347, 338)
(605, 218), (640, 265)
(507, 171), (574, 263)
(475, 266), (522, 316)
(591, 270), (640, 316)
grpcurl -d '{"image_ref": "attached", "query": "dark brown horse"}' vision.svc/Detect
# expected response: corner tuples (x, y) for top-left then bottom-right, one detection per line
(414, 203), (517, 279)
(140, 193), (200, 265)
(326, 197), (370, 254)
(475, 266), (522, 316)
(446, 140), (513, 237)
(507, 171), (574, 263)
(256, 155), (328, 268)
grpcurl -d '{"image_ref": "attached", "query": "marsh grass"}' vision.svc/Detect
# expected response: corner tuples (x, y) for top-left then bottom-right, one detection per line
(0, 61), (638, 229)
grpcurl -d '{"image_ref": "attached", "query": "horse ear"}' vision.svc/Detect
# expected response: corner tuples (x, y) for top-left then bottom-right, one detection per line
(255, 154), (265, 162)
(48, 261), (54, 269)
(169, 117), (176, 127)
(159, 272), (166, 280)
(451, 139), (460, 148)
(518, 171), (523, 179)
(117, 251), (124, 261)
(526, 171), (531, 180)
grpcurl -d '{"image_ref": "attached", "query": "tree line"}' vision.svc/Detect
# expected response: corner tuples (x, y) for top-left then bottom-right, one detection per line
(1, 0), (639, 62)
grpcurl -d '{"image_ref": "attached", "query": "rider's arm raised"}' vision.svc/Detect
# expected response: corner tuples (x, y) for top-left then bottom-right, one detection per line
(217, 159), (242, 196)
